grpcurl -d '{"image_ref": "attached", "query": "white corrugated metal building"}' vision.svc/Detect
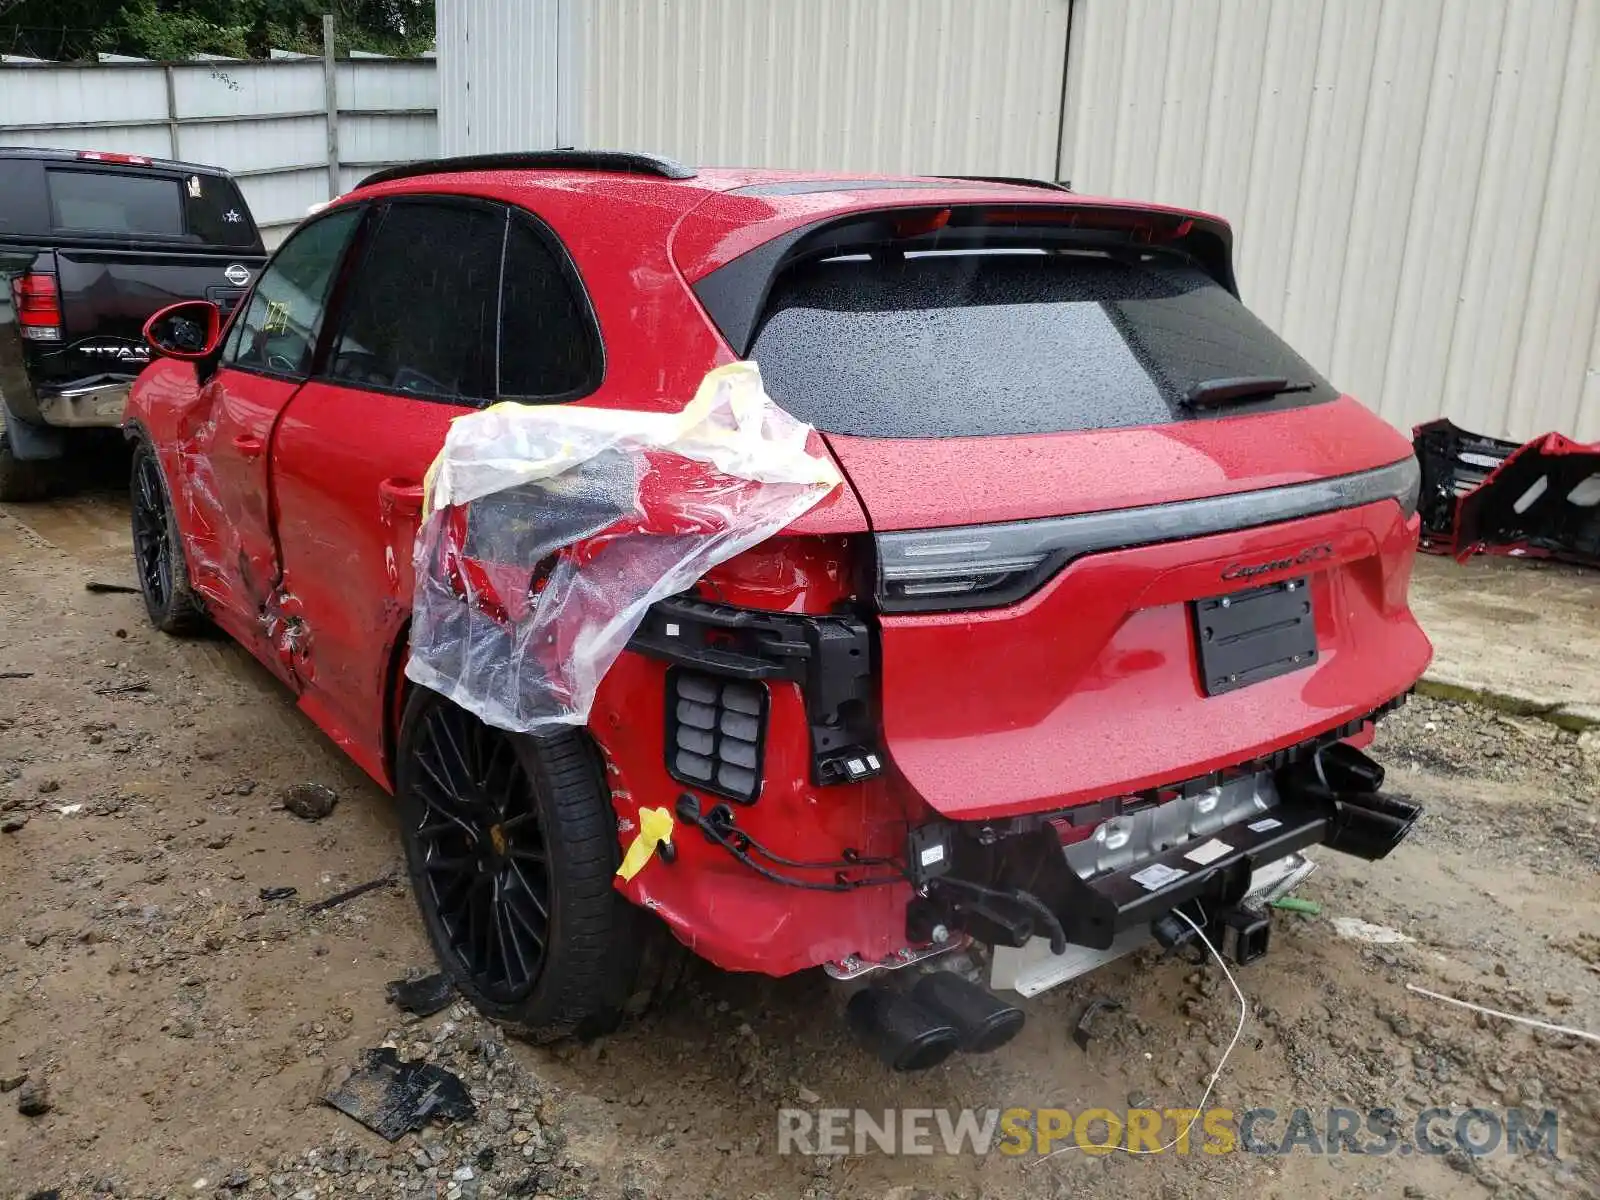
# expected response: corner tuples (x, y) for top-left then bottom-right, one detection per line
(437, 0), (1600, 443)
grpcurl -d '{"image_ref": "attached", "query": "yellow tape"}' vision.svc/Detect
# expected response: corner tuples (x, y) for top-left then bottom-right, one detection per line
(616, 805), (675, 882)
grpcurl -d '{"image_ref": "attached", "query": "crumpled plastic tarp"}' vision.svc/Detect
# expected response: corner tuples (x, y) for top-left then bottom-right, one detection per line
(406, 362), (843, 733)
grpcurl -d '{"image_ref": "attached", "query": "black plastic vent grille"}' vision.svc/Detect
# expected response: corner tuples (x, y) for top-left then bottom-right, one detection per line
(666, 669), (768, 803)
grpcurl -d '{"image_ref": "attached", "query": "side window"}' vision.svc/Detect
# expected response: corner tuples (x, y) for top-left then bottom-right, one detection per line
(499, 215), (601, 398)
(228, 208), (361, 377)
(47, 169), (183, 236)
(183, 173), (260, 249)
(328, 202), (503, 402)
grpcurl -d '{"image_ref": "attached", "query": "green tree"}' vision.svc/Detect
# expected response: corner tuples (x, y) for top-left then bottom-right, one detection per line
(0, 0), (434, 61)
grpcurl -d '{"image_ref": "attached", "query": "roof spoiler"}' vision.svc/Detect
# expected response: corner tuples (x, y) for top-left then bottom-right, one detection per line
(357, 149), (697, 190)
(692, 201), (1237, 357)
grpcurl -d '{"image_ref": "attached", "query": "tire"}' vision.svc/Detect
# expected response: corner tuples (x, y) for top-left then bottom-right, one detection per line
(0, 426), (53, 502)
(397, 686), (678, 1042)
(129, 438), (204, 634)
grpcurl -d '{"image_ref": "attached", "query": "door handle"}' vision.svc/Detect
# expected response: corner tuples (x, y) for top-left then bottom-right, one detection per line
(379, 477), (426, 518)
(232, 433), (264, 460)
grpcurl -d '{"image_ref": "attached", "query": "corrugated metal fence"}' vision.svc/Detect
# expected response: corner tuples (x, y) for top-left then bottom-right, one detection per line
(1062, 0), (1600, 443)
(0, 57), (437, 245)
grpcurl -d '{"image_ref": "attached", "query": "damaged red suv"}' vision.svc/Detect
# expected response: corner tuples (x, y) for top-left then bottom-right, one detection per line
(126, 151), (1430, 1068)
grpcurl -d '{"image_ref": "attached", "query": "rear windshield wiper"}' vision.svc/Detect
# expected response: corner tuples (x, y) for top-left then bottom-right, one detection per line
(1181, 376), (1315, 410)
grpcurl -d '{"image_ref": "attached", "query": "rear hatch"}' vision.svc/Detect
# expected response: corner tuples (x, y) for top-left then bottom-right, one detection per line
(718, 201), (1431, 819)
(1, 154), (264, 390)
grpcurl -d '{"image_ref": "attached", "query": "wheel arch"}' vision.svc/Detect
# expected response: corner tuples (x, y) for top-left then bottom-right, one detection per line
(382, 617), (412, 792)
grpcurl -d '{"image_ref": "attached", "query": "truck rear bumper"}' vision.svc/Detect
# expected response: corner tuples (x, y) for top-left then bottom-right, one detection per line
(37, 381), (131, 428)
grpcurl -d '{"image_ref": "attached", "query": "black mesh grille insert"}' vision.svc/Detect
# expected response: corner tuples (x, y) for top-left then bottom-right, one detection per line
(665, 669), (768, 803)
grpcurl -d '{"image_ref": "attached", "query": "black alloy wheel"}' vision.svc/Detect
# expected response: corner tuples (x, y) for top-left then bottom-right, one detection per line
(396, 686), (679, 1041)
(129, 439), (203, 634)
(132, 446), (173, 612)
(410, 699), (551, 1001)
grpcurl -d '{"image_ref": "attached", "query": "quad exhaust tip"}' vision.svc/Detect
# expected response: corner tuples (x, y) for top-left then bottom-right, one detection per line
(848, 975), (1026, 1071)
(1292, 743), (1423, 862)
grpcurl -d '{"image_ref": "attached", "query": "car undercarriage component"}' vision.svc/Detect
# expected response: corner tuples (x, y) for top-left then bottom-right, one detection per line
(990, 851), (1318, 998)
(1217, 907), (1272, 965)
(909, 733), (1417, 966)
(821, 934), (971, 982)
(845, 971), (1025, 1072)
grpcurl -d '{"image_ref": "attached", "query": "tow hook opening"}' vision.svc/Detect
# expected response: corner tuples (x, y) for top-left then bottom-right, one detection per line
(1219, 907), (1271, 965)
(1151, 903), (1270, 967)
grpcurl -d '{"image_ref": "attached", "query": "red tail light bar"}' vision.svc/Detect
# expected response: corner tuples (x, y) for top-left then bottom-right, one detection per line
(11, 273), (62, 342)
(978, 206), (1195, 241)
(76, 150), (152, 165)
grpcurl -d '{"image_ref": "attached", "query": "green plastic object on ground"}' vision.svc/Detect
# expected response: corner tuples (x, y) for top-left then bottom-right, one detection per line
(1271, 896), (1323, 915)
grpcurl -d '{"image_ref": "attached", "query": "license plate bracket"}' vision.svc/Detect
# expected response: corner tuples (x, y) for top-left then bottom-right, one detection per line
(1192, 577), (1317, 696)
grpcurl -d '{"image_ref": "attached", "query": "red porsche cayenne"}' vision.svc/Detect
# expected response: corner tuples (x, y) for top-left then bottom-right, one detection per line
(127, 151), (1430, 1068)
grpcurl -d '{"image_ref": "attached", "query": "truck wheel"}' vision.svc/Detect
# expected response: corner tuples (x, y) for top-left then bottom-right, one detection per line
(396, 687), (676, 1042)
(130, 439), (204, 634)
(0, 428), (53, 502)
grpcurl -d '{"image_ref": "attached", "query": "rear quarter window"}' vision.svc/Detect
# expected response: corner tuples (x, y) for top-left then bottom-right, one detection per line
(183, 172), (259, 248)
(498, 214), (601, 399)
(38, 166), (258, 248)
(47, 169), (183, 237)
(749, 252), (1336, 438)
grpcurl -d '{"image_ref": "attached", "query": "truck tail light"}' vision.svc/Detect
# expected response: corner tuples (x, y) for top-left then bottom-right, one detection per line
(76, 150), (152, 165)
(11, 272), (62, 342)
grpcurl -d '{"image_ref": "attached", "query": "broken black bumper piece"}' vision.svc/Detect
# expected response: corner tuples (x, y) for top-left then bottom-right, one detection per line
(323, 1047), (475, 1141)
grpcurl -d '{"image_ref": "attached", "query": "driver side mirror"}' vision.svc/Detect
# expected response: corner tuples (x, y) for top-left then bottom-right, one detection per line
(143, 300), (223, 361)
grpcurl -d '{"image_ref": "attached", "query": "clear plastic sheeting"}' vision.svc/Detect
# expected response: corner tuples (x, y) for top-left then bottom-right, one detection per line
(406, 362), (843, 733)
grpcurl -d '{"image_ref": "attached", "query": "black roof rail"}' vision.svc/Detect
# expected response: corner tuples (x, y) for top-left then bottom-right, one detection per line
(938, 174), (1073, 192)
(357, 149), (698, 190)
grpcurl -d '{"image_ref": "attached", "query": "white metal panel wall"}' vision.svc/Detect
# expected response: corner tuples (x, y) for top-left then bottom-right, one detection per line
(1061, 0), (1600, 443)
(1, 59), (439, 248)
(436, 0), (563, 155)
(575, 0), (1070, 175)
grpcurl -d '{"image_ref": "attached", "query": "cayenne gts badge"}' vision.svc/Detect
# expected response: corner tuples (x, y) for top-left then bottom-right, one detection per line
(1220, 543), (1334, 582)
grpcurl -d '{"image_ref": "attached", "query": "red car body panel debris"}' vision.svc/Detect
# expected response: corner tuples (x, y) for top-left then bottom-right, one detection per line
(1415, 418), (1600, 566)
(127, 154), (1434, 998)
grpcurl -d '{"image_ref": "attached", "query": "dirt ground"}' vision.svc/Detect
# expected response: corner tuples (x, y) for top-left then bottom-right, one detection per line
(2, 483), (1597, 1200)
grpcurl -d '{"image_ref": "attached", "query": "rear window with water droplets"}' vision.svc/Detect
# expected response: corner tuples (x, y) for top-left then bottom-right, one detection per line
(748, 251), (1334, 438)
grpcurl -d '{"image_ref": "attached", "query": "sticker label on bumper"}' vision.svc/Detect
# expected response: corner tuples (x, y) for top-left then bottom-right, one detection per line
(1184, 838), (1233, 865)
(1130, 862), (1188, 891)
(1248, 817), (1283, 833)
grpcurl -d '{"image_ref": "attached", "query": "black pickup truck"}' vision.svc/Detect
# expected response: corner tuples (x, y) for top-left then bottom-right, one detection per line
(0, 147), (267, 500)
